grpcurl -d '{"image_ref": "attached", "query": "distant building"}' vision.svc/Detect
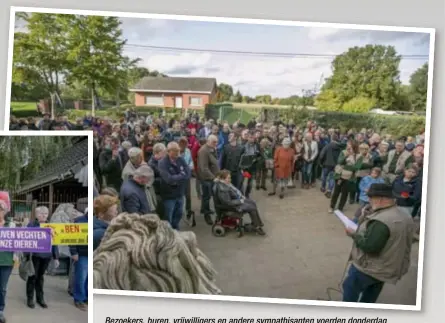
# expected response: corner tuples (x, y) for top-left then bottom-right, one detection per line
(129, 76), (218, 109)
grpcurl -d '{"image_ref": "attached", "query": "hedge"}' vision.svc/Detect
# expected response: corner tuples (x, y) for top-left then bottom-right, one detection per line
(278, 108), (426, 137)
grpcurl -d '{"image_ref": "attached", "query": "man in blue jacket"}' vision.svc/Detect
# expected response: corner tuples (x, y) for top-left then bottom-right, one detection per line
(69, 212), (88, 311)
(158, 141), (191, 230)
(120, 165), (154, 214)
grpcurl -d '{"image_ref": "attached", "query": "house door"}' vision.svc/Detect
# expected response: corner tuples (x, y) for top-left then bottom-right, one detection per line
(175, 97), (183, 108)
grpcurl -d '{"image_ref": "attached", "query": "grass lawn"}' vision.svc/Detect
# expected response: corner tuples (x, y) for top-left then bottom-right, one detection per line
(11, 101), (37, 111)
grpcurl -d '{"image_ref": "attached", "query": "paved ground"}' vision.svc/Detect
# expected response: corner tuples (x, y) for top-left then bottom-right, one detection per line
(182, 179), (419, 305)
(4, 270), (88, 323)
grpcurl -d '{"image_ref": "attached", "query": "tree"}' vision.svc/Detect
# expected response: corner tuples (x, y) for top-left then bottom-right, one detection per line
(409, 63), (428, 111)
(12, 13), (69, 97)
(319, 45), (402, 110)
(63, 15), (132, 113)
(314, 89), (342, 111)
(232, 90), (243, 103)
(216, 83), (234, 102)
(0, 136), (74, 190)
(342, 97), (376, 113)
(394, 84), (412, 111)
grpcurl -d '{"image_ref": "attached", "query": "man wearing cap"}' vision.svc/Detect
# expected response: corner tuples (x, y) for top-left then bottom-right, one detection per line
(120, 165), (154, 214)
(342, 183), (414, 303)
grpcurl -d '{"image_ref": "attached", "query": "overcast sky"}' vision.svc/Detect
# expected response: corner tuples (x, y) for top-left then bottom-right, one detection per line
(120, 18), (430, 97)
(15, 14), (431, 98)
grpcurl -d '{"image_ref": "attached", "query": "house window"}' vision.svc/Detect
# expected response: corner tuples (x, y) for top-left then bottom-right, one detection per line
(145, 95), (164, 106)
(189, 97), (202, 106)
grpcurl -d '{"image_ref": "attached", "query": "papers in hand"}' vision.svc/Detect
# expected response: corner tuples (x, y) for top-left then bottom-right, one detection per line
(334, 210), (358, 231)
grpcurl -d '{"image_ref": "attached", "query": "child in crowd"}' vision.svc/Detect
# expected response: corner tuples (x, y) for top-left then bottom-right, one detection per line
(353, 167), (384, 223)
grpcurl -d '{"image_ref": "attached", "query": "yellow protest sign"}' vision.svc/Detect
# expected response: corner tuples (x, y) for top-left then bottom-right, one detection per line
(40, 223), (88, 245)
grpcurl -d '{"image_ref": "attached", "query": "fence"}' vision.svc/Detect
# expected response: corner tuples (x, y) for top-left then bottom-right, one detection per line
(10, 187), (86, 226)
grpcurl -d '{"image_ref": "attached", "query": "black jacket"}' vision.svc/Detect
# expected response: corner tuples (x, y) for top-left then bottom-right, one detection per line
(99, 149), (124, 191)
(212, 180), (243, 213)
(120, 178), (151, 214)
(221, 144), (244, 172)
(319, 141), (343, 168)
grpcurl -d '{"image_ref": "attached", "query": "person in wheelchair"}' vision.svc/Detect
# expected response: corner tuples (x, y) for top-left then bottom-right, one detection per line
(213, 170), (265, 235)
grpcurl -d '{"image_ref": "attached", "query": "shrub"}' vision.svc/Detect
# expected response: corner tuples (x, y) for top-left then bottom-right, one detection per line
(279, 108), (425, 137)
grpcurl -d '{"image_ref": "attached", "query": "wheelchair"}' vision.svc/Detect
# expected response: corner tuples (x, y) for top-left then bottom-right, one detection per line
(211, 208), (255, 238)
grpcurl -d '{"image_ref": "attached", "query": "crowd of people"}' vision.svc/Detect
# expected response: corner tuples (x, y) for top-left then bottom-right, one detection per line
(0, 198), (88, 323)
(34, 106), (420, 304)
(89, 110), (424, 231)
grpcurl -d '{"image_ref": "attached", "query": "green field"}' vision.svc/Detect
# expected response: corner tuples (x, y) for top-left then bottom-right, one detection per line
(11, 101), (37, 111)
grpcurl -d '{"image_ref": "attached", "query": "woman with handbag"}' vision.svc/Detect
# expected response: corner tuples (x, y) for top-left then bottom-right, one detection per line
(329, 140), (361, 213)
(0, 200), (15, 323)
(25, 206), (59, 309)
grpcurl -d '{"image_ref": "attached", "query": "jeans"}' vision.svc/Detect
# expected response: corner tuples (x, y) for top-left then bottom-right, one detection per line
(230, 171), (243, 191)
(184, 179), (192, 213)
(302, 162), (313, 184)
(0, 266), (13, 312)
(321, 166), (335, 192)
(342, 264), (384, 303)
(195, 178), (202, 199)
(73, 256), (88, 303)
(200, 180), (214, 215)
(26, 257), (51, 301)
(68, 259), (75, 295)
(164, 198), (184, 230)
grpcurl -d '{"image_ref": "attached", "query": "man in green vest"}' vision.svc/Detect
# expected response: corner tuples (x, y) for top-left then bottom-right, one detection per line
(342, 183), (414, 303)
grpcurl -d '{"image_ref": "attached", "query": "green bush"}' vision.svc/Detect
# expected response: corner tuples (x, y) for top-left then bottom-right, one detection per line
(279, 108), (425, 137)
(342, 97), (376, 113)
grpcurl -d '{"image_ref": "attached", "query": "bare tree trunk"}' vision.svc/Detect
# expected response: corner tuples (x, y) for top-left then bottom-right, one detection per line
(51, 93), (55, 120)
(91, 87), (96, 117)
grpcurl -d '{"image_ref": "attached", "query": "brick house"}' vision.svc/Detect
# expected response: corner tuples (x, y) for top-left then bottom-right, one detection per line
(130, 76), (217, 109)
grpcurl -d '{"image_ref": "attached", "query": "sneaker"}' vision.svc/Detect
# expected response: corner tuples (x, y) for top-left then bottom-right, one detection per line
(320, 187), (326, 193)
(328, 208), (334, 213)
(0, 312), (6, 323)
(325, 191), (332, 199)
(37, 300), (48, 308)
